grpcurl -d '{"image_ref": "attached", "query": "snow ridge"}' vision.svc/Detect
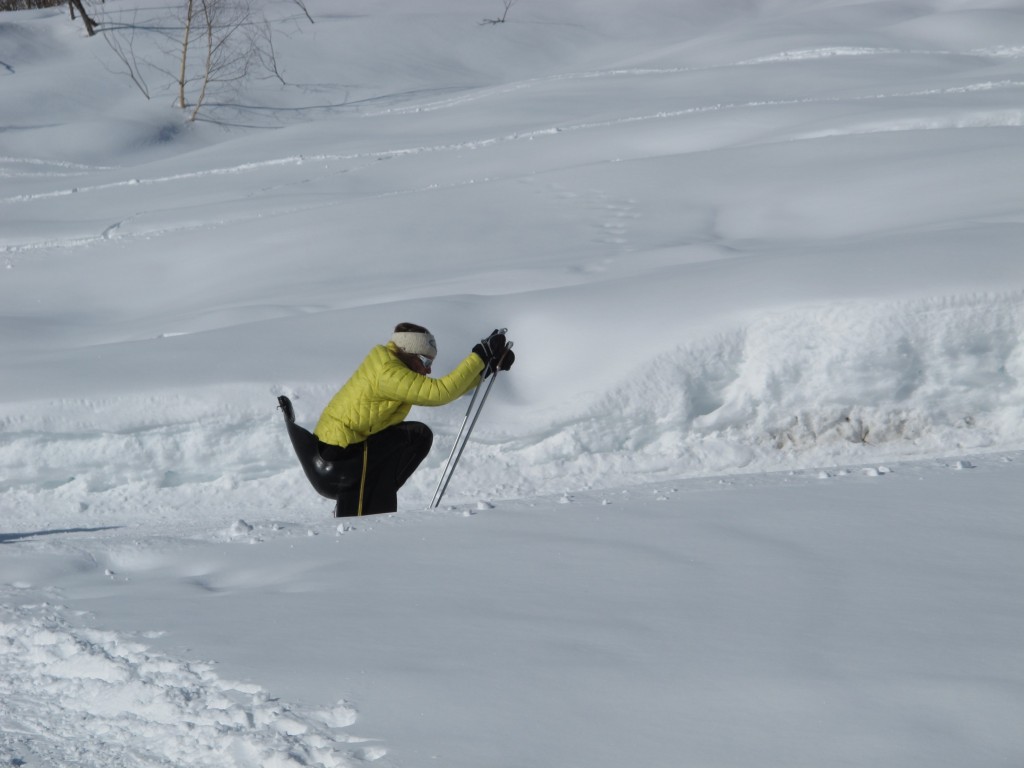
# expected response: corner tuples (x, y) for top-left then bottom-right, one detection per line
(3, 294), (1023, 509)
(478, 292), (1024, 494)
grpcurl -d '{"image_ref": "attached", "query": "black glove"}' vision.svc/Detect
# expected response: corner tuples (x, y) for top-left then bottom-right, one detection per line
(497, 348), (515, 372)
(472, 329), (508, 375)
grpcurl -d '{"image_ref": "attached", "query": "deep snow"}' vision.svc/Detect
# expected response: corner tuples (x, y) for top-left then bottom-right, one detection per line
(2, 0), (1024, 766)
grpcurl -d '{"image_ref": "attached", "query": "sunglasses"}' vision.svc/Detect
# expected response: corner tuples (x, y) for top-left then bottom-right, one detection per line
(416, 354), (434, 370)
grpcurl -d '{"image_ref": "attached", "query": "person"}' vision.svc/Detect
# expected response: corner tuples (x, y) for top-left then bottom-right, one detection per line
(313, 323), (514, 517)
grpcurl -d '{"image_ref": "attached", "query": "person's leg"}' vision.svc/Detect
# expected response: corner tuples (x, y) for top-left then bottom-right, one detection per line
(316, 441), (363, 518)
(359, 422), (433, 514)
(333, 488), (360, 517)
(392, 422), (434, 489)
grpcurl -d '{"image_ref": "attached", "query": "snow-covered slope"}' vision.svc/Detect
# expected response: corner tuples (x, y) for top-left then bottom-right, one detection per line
(2, 0), (1024, 766)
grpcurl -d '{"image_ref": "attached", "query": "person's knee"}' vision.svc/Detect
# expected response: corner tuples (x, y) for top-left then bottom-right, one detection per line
(405, 421), (433, 450)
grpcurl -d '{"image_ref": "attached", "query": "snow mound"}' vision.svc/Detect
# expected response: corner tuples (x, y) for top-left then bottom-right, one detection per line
(3, 293), (1024, 511)
(0, 599), (373, 768)
(465, 292), (1024, 495)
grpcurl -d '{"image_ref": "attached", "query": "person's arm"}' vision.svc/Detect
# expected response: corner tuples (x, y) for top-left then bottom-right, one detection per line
(377, 352), (485, 406)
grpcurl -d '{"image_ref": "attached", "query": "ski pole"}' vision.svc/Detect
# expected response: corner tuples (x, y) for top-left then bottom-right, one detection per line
(430, 330), (507, 507)
(430, 341), (511, 508)
(430, 329), (506, 507)
(431, 373), (485, 508)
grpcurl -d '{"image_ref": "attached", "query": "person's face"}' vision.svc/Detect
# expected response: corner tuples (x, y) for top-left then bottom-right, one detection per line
(409, 353), (434, 375)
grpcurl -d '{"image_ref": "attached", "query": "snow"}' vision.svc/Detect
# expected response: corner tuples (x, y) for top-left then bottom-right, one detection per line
(2, 0), (1024, 766)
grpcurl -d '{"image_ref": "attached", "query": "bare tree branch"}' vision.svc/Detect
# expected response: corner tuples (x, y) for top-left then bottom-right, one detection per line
(481, 0), (516, 25)
(252, 16), (286, 85)
(102, 14), (150, 98)
(187, 0), (260, 121)
(292, 0), (314, 25)
(96, 0), (308, 123)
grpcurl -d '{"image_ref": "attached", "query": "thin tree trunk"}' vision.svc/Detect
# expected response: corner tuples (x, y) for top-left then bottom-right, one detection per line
(68, 0), (97, 36)
(189, 2), (213, 121)
(177, 0), (196, 109)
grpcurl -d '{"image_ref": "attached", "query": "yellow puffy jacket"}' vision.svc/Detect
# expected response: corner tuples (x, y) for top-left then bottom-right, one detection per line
(314, 341), (484, 448)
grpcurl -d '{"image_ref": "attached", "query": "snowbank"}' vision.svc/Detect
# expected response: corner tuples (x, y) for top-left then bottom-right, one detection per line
(5, 293), (1022, 515)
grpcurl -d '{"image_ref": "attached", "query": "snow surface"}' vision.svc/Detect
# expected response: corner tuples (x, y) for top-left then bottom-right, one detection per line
(2, 0), (1024, 766)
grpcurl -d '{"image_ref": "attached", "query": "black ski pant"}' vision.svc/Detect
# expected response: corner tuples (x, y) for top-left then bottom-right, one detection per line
(320, 421), (433, 517)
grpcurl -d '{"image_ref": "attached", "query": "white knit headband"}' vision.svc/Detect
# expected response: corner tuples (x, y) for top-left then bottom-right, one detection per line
(391, 330), (437, 358)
